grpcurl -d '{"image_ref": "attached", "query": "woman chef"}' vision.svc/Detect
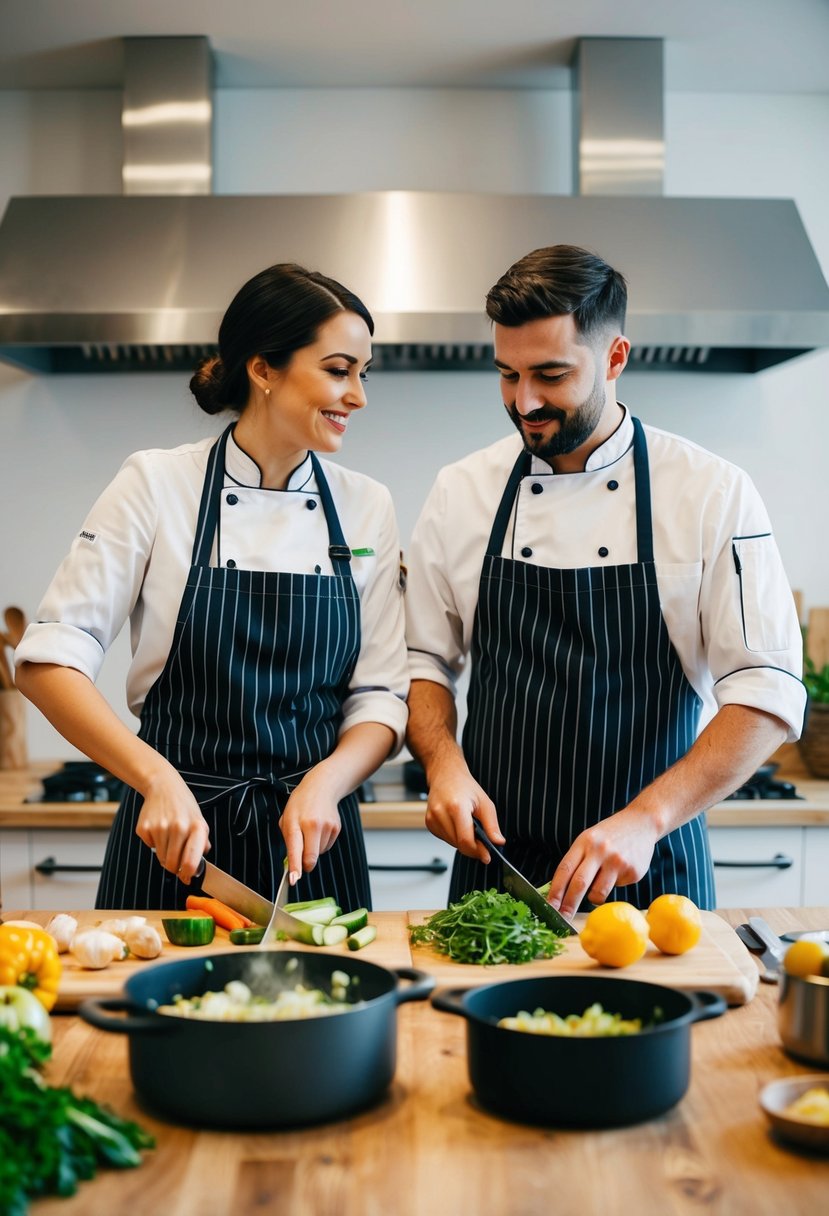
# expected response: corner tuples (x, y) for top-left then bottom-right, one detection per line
(15, 264), (408, 911)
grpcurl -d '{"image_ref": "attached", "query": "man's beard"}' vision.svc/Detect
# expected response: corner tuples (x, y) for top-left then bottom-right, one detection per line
(508, 369), (606, 461)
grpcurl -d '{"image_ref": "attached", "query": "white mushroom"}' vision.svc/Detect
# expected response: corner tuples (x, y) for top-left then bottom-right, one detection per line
(44, 913), (78, 953)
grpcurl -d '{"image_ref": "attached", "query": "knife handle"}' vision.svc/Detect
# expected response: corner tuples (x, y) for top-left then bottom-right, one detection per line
(472, 820), (494, 850)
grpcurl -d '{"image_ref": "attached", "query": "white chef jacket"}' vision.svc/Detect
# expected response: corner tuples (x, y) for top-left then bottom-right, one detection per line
(16, 432), (409, 749)
(406, 405), (805, 741)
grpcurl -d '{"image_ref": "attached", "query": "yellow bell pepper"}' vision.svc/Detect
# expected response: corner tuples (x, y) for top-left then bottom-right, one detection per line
(0, 924), (62, 1011)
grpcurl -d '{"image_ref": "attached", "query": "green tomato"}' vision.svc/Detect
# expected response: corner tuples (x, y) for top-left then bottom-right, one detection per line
(0, 985), (53, 1043)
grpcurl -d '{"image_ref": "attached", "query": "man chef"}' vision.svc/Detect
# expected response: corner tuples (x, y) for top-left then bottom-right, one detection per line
(405, 244), (805, 917)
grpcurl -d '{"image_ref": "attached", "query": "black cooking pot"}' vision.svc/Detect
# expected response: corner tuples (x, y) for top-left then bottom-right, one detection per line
(79, 951), (434, 1129)
(432, 975), (726, 1128)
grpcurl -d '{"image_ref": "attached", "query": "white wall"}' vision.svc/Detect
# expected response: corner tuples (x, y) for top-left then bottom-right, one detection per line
(0, 85), (827, 759)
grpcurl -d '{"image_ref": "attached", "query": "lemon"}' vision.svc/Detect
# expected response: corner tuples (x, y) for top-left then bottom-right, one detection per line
(784, 939), (829, 979)
(646, 894), (702, 956)
(579, 902), (649, 968)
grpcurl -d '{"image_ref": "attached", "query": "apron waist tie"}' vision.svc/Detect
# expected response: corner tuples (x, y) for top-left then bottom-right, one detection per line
(176, 768), (310, 837)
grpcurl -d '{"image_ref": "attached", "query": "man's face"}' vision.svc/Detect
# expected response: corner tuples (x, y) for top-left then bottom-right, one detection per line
(494, 314), (611, 464)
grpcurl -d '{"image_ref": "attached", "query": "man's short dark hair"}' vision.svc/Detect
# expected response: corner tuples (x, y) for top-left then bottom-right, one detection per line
(485, 244), (627, 341)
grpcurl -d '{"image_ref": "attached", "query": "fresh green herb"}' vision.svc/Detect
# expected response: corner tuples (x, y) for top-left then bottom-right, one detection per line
(803, 653), (829, 703)
(0, 1025), (154, 1215)
(409, 888), (567, 966)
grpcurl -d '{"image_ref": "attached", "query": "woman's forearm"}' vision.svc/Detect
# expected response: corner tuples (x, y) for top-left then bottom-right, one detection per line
(304, 721), (396, 802)
(15, 661), (176, 795)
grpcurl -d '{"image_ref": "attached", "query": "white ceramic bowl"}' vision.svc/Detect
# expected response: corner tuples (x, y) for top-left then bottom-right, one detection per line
(760, 1075), (829, 1153)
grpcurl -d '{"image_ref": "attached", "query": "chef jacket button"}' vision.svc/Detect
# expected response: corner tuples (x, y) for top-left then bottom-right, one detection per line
(521, 546), (533, 558)
(226, 493), (239, 506)
(226, 559), (237, 569)
(607, 480), (619, 491)
(306, 499), (317, 510)
(314, 564), (322, 574)
(531, 482), (543, 495)
(598, 547), (609, 558)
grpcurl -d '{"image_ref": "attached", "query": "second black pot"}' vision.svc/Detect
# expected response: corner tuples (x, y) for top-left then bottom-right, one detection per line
(80, 950), (434, 1129)
(432, 975), (726, 1128)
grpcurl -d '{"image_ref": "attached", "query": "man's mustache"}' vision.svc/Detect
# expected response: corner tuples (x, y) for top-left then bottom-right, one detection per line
(509, 405), (567, 425)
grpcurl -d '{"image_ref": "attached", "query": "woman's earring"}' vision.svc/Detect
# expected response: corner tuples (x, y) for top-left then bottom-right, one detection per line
(265, 388), (270, 397)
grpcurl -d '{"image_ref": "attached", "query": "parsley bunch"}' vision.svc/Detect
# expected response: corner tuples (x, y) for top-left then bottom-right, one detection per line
(409, 888), (567, 966)
(0, 1025), (154, 1216)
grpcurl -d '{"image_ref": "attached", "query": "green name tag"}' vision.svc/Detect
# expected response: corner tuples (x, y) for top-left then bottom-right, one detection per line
(351, 547), (375, 557)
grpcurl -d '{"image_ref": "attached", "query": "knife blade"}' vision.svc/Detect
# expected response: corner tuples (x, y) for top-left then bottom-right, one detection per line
(472, 822), (576, 937)
(192, 858), (312, 942)
(748, 916), (788, 965)
(259, 863), (293, 946)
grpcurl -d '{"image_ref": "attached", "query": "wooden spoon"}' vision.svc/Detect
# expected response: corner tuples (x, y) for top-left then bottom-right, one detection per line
(4, 606), (27, 648)
(0, 638), (14, 690)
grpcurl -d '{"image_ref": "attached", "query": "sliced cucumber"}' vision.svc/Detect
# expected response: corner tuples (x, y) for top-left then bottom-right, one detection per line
(162, 916), (216, 947)
(346, 925), (377, 951)
(229, 926), (266, 946)
(283, 896), (338, 914)
(330, 908), (368, 934)
(290, 905), (342, 926)
(320, 924), (349, 947)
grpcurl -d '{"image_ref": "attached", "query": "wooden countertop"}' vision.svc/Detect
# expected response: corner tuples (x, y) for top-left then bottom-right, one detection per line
(24, 907), (829, 1216)
(3, 750), (829, 828)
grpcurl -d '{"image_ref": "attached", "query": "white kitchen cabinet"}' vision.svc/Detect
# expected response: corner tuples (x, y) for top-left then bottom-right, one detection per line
(0, 829), (108, 911)
(365, 829), (454, 911)
(708, 826), (803, 908)
(803, 827), (829, 906)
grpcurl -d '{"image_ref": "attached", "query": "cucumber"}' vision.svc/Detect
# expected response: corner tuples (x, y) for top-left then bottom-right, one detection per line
(229, 926), (266, 946)
(290, 905), (342, 926)
(321, 924), (349, 947)
(283, 896), (338, 914)
(346, 925), (377, 951)
(161, 916), (215, 947)
(330, 908), (368, 934)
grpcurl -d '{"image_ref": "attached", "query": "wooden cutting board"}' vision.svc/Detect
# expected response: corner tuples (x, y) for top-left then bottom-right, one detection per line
(408, 909), (759, 1005)
(11, 909), (414, 1011)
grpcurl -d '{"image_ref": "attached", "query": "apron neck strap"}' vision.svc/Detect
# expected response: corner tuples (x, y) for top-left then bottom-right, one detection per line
(191, 429), (354, 576)
(630, 416), (654, 564)
(310, 452), (353, 575)
(486, 448), (531, 557)
(191, 424), (233, 566)
(485, 418), (654, 564)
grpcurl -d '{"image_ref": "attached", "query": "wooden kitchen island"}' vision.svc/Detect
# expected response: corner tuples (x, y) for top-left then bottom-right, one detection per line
(21, 907), (829, 1216)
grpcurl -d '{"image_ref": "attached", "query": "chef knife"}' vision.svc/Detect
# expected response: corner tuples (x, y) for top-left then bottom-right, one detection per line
(472, 821), (576, 937)
(735, 922), (780, 983)
(748, 916), (788, 967)
(191, 857), (311, 942)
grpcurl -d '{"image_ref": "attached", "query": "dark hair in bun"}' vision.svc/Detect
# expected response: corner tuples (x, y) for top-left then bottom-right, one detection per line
(189, 264), (374, 415)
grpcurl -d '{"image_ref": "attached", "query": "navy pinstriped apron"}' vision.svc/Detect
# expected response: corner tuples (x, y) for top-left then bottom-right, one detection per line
(97, 423), (371, 911)
(452, 417), (716, 910)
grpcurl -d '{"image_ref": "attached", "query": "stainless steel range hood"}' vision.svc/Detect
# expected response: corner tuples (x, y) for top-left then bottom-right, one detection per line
(0, 38), (827, 375)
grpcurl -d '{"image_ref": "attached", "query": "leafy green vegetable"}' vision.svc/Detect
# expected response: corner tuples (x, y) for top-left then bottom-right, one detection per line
(409, 888), (567, 966)
(0, 1025), (154, 1215)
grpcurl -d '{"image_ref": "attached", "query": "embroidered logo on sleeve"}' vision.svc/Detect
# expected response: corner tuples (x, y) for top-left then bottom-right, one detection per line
(79, 530), (98, 544)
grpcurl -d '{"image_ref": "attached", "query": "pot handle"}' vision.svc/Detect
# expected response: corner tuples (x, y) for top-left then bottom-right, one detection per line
(78, 997), (172, 1034)
(686, 990), (728, 1023)
(429, 987), (470, 1019)
(391, 967), (436, 1005)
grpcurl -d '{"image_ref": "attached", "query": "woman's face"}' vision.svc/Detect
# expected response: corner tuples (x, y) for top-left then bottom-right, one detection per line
(265, 310), (372, 454)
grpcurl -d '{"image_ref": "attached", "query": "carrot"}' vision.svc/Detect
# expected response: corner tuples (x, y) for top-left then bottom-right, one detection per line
(185, 895), (253, 931)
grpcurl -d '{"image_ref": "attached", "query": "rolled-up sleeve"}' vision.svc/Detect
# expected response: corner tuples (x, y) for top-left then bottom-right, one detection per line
(339, 486), (409, 752)
(14, 454), (157, 681)
(700, 467), (806, 740)
(405, 471), (467, 693)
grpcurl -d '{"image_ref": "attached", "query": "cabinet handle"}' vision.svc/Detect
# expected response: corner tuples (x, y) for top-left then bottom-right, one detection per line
(34, 856), (104, 876)
(713, 853), (794, 870)
(369, 858), (449, 874)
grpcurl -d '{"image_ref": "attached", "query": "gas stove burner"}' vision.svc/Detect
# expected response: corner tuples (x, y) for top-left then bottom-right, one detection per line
(726, 762), (802, 801)
(34, 761), (126, 804)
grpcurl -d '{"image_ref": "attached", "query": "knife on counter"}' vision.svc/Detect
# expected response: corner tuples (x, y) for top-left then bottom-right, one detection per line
(191, 857), (312, 943)
(735, 922), (781, 983)
(472, 821), (576, 937)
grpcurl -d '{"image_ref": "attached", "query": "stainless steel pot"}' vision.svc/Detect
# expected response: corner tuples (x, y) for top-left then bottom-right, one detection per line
(779, 971), (829, 1066)
(79, 950), (434, 1129)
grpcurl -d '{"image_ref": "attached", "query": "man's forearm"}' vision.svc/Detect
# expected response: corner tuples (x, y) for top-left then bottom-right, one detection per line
(627, 703), (788, 836)
(406, 679), (465, 778)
